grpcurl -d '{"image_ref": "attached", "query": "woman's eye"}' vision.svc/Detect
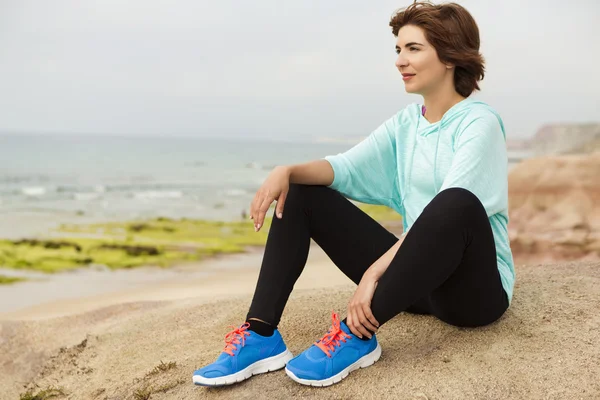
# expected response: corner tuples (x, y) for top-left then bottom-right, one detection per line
(410, 47), (418, 51)
(395, 49), (400, 54)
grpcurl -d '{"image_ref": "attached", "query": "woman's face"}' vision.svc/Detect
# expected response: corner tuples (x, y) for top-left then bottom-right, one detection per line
(395, 25), (452, 96)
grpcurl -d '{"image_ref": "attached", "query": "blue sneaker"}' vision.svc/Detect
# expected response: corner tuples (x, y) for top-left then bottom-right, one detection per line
(285, 312), (381, 387)
(193, 322), (293, 386)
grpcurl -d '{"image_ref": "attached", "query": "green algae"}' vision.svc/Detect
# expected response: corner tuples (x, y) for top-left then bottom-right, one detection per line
(0, 203), (399, 273)
(0, 274), (25, 285)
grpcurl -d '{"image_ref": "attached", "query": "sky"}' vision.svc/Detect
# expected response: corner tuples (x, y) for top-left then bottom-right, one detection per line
(0, 0), (598, 140)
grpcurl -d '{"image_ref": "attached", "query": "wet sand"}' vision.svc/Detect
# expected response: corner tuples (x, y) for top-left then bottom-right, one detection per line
(0, 244), (352, 320)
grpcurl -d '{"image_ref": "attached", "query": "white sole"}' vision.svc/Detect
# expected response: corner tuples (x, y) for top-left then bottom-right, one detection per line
(285, 342), (381, 387)
(193, 349), (293, 386)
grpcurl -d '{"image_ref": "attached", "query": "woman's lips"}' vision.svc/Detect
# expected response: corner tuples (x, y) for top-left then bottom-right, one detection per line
(402, 74), (415, 81)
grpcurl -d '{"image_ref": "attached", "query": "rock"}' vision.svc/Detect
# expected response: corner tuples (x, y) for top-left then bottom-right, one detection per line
(11, 239), (82, 252)
(529, 123), (600, 156)
(97, 244), (161, 256)
(128, 223), (175, 233)
(508, 152), (600, 264)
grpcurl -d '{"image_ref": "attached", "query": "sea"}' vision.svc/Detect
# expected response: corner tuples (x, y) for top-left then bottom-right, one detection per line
(0, 134), (351, 227)
(0, 134), (525, 238)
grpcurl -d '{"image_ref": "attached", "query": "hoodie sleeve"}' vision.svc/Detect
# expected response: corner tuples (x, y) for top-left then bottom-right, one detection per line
(323, 114), (399, 206)
(439, 112), (508, 216)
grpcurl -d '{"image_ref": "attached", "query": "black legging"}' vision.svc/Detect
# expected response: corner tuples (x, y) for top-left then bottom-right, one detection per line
(247, 184), (508, 328)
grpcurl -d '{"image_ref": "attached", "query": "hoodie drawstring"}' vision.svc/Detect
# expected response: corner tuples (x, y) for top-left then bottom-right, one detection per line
(402, 107), (443, 207)
(432, 123), (443, 192)
(400, 114), (419, 212)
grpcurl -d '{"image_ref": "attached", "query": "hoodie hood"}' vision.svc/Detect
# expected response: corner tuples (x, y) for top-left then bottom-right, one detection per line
(417, 97), (506, 139)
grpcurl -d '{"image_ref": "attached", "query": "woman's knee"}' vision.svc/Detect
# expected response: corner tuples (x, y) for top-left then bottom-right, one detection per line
(426, 187), (486, 222)
(435, 187), (482, 208)
(286, 183), (339, 206)
(286, 183), (315, 206)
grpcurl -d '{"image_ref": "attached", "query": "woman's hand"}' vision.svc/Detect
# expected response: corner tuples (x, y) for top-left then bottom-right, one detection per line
(250, 166), (290, 232)
(346, 273), (380, 339)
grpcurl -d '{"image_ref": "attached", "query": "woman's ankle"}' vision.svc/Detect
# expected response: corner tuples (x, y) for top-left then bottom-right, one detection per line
(246, 318), (275, 337)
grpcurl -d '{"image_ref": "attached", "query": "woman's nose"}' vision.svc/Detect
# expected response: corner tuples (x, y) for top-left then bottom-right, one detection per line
(395, 53), (408, 69)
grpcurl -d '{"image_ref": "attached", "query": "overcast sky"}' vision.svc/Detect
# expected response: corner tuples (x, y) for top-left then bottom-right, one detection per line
(0, 0), (598, 140)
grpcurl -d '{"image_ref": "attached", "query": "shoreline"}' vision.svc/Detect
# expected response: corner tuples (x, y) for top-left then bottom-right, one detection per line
(0, 243), (355, 321)
(0, 205), (401, 275)
(0, 207), (400, 321)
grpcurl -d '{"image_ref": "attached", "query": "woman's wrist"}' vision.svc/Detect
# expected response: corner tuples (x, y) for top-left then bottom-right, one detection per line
(273, 165), (292, 182)
(363, 267), (381, 283)
(275, 165), (291, 175)
(364, 239), (403, 283)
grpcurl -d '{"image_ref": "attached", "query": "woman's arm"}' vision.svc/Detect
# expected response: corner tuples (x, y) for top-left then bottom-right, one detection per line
(346, 230), (408, 338)
(250, 160), (334, 231)
(363, 231), (408, 281)
(286, 160), (335, 186)
(323, 114), (399, 206)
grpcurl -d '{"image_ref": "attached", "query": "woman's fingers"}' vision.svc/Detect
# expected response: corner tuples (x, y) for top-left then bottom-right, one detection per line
(250, 187), (285, 230)
(346, 312), (353, 335)
(360, 304), (379, 333)
(354, 307), (375, 338)
(347, 304), (378, 339)
(347, 308), (362, 338)
(250, 167), (289, 225)
(256, 193), (274, 231)
(249, 192), (262, 223)
(351, 308), (372, 339)
(275, 190), (287, 219)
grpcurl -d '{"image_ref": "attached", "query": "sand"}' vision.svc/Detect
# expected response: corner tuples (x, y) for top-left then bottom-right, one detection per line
(1, 247), (599, 399)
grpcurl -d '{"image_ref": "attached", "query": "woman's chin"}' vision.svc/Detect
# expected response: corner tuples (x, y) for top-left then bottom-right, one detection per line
(403, 83), (419, 94)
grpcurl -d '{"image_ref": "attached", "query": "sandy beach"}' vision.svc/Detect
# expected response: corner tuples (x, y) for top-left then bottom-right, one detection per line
(0, 244), (351, 321)
(1, 244), (599, 400)
(2, 1), (598, 398)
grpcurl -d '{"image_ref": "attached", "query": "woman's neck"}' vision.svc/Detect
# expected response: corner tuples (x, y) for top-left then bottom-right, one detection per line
(422, 91), (466, 123)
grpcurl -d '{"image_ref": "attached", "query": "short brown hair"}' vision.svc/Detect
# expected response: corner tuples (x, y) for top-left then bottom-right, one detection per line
(389, 2), (485, 97)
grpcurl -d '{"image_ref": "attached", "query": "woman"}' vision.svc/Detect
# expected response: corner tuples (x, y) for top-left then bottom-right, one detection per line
(193, 1), (514, 387)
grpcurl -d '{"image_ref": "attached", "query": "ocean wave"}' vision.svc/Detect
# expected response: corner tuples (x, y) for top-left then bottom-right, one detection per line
(245, 162), (262, 170)
(74, 192), (103, 201)
(222, 188), (248, 197)
(244, 162), (276, 171)
(133, 190), (184, 200)
(0, 174), (51, 184)
(103, 182), (202, 192)
(56, 185), (105, 194)
(22, 187), (46, 197)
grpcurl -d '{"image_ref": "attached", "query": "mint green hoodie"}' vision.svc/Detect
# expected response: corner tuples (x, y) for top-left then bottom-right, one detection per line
(324, 97), (515, 303)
